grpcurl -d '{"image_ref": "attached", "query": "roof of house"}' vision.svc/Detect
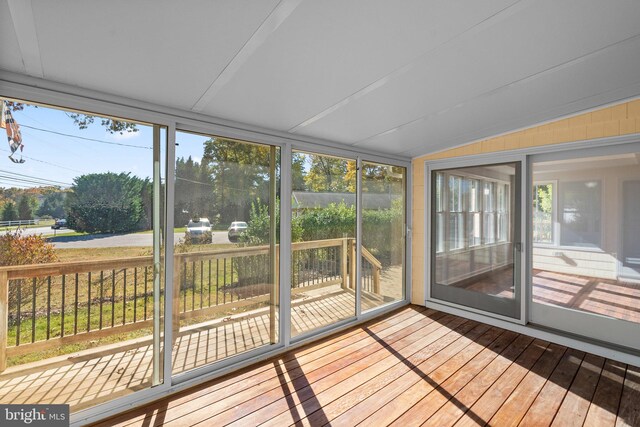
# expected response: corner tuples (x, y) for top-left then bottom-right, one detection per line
(292, 191), (401, 210)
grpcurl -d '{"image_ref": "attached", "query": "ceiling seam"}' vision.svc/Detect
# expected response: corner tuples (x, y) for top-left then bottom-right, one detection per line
(286, 0), (530, 134)
(353, 31), (640, 151)
(190, 0), (304, 112)
(7, 0), (44, 78)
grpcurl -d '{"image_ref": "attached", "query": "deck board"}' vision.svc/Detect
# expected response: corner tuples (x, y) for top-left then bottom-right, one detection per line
(73, 305), (638, 426)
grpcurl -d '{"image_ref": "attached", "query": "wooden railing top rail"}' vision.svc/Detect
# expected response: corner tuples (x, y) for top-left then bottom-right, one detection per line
(0, 237), (356, 280)
(361, 246), (382, 269)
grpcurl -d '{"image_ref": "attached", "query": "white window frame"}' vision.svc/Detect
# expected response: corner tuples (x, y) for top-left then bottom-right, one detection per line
(0, 71), (412, 427)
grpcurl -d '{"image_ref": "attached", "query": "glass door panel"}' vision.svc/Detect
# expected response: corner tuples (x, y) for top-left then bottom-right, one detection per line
(290, 151), (356, 338)
(360, 162), (406, 312)
(0, 98), (165, 412)
(172, 131), (279, 375)
(530, 151), (640, 350)
(430, 162), (522, 319)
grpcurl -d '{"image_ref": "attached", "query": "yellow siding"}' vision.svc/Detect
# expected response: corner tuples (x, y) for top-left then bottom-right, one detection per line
(410, 98), (640, 304)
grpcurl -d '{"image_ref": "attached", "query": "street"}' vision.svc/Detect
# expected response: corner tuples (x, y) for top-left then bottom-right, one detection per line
(1, 227), (232, 248)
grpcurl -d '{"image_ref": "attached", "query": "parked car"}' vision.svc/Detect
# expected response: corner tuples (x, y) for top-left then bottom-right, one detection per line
(51, 219), (67, 229)
(227, 221), (248, 242)
(185, 218), (212, 244)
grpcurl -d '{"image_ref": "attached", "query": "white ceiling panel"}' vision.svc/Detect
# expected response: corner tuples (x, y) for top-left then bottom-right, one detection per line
(358, 35), (640, 156)
(2, 0), (640, 159)
(296, 0), (640, 145)
(199, 0), (520, 129)
(0, 1), (26, 74)
(30, 0), (279, 110)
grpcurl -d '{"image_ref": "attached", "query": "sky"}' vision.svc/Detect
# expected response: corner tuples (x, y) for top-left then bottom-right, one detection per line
(0, 99), (207, 190)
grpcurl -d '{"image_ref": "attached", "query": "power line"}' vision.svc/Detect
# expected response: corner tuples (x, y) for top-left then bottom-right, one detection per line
(0, 176), (68, 188)
(19, 124), (153, 150)
(175, 176), (213, 186)
(0, 147), (84, 173)
(0, 181), (33, 189)
(0, 169), (70, 186)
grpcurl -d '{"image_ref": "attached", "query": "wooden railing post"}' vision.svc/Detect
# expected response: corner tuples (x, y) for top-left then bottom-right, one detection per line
(341, 238), (348, 289)
(0, 271), (8, 372)
(373, 266), (381, 294)
(349, 239), (356, 289)
(172, 255), (182, 343)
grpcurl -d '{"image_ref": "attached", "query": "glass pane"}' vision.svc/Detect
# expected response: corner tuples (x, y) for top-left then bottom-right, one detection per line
(291, 151), (356, 337)
(361, 162), (405, 312)
(172, 131), (279, 374)
(559, 181), (601, 247)
(532, 153), (640, 324)
(432, 163), (517, 306)
(0, 98), (164, 411)
(533, 183), (554, 243)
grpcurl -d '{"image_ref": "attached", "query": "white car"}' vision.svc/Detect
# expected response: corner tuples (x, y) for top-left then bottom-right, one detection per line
(185, 218), (212, 243)
(227, 221), (248, 242)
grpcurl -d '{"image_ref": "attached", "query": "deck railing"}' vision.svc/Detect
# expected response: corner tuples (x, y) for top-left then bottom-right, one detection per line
(0, 237), (380, 371)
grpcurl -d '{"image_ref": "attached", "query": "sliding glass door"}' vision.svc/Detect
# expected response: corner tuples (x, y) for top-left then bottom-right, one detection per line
(360, 162), (406, 312)
(290, 151), (356, 338)
(172, 131), (279, 375)
(0, 98), (165, 412)
(529, 146), (640, 350)
(429, 162), (522, 319)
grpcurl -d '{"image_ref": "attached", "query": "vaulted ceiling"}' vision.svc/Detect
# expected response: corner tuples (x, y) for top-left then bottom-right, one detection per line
(2, 0), (640, 158)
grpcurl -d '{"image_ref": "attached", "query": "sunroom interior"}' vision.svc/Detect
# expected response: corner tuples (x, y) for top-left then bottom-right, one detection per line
(1, 1), (640, 426)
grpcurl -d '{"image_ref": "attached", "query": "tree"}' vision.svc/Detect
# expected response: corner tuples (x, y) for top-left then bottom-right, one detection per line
(5, 101), (138, 135)
(241, 198), (302, 245)
(37, 192), (67, 218)
(174, 156), (215, 226)
(202, 137), (274, 225)
(291, 153), (307, 191)
(303, 155), (353, 192)
(362, 164), (404, 193)
(1, 202), (18, 221)
(65, 172), (148, 233)
(17, 196), (33, 220)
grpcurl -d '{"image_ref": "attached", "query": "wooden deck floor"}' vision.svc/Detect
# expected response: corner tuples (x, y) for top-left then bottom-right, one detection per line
(93, 305), (640, 427)
(0, 287), (388, 412)
(454, 267), (640, 324)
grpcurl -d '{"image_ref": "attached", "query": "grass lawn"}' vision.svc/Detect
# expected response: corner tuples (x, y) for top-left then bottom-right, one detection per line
(7, 242), (254, 367)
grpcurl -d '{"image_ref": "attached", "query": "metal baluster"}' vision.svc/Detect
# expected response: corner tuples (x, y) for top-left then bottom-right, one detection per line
(183, 265), (187, 311)
(123, 269), (127, 325)
(99, 271), (104, 329)
(74, 273), (79, 335)
(191, 262), (195, 311)
(216, 259), (219, 306)
(133, 268), (137, 323)
(223, 259), (227, 304)
(46, 276), (51, 339)
(111, 269), (115, 327)
(208, 260), (212, 308)
(31, 278), (36, 343)
(144, 266), (148, 320)
(87, 272), (91, 332)
(200, 261), (204, 310)
(16, 280), (21, 346)
(61, 275), (65, 338)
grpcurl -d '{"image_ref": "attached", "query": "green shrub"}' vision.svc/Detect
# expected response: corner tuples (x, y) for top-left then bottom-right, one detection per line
(0, 230), (59, 311)
(65, 173), (148, 233)
(299, 201), (356, 241)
